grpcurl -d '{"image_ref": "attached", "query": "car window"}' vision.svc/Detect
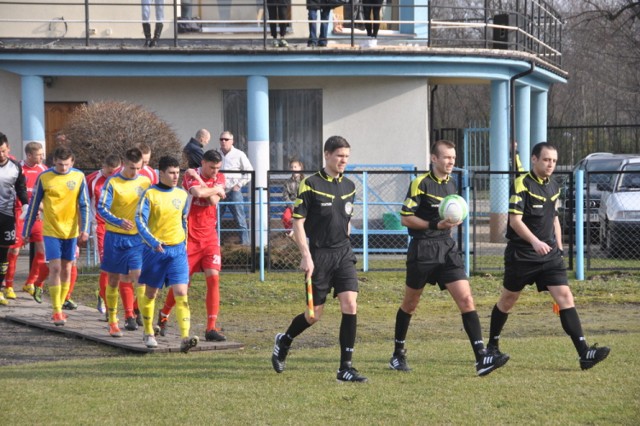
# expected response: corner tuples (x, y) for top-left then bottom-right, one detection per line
(618, 164), (640, 191)
(580, 158), (624, 185)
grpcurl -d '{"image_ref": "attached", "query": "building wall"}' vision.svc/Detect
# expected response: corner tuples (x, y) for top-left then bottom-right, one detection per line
(0, 73), (430, 168)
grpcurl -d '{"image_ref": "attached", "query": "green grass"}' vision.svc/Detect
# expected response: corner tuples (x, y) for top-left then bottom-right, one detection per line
(2, 271), (639, 425)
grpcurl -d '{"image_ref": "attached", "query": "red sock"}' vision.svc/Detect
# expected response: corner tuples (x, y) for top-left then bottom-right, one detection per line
(206, 275), (220, 331)
(26, 251), (45, 285)
(66, 265), (77, 301)
(99, 271), (108, 307)
(35, 263), (49, 288)
(161, 287), (176, 316)
(5, 251), (18, 286)
(119, 281), (135, 318)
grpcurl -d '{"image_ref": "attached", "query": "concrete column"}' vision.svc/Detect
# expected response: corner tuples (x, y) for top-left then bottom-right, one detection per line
(399, 0), (428, 37)
(515, 84), (531, 170)
(21, 75), (46, 153)
(247, 75), (270, 247)
(489, 80), (510, 243)
(531, 89), (548, 144)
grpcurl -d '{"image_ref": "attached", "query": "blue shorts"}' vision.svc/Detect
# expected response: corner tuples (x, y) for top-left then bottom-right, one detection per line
(44, 236), (77, 262)
(101, 231), (144, 275)
(139, 242), (189, 289)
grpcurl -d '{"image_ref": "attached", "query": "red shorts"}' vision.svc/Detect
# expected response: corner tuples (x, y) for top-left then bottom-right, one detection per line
(10, 217), (23, 248)
(188, 241), (221, 273)
(28, 219), (44, 243)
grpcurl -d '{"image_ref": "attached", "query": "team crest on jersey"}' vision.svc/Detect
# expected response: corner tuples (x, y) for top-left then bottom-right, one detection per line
(172, 198), (182, 210)
(66, 180), (77, 190)
(345, 202), (353, 215)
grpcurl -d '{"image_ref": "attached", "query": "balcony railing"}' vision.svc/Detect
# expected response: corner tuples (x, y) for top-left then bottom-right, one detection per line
(0, 0), (563, 68)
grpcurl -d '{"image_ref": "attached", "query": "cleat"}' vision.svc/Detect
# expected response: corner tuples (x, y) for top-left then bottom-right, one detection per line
(271, 39), (279, 47)
(389, 349), (411, 371)
(23, 283), (35, 296)
(33, 286), (43, 304)
(96, 290), (106, 314)
(180, 336), (199, 353)
(62, 299), (78, 310)
(124, 316), (138, 331)
(0, 293), (8, 306)
(52, 312), (66, 326)
(580, 344), (610, 370)
(157, 312), (169, 336)
(271, 333), (290, 373)
(4, 287), (17, 299)
(143, 334), (158, 348)
(205, 328), (227, 342)
(476, 349), (510, 376)
(337, 362), (368, 383)
(278, 39), (289, 47)
(153, 325), (161, 336)
(109, 323), (123, 338)
(134, 308), (143, 327)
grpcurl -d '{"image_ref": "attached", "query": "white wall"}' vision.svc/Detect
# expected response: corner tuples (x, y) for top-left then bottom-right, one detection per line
(0, 70), (23, 153)
(1, 73), (430, 168)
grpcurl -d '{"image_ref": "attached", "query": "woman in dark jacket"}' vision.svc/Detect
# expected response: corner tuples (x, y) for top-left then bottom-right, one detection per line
(268, 0), (291, 47)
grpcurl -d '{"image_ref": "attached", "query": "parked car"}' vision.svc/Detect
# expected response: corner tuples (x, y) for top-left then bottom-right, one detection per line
(598, 157), (640, 257)
(558, 153), (638, 241)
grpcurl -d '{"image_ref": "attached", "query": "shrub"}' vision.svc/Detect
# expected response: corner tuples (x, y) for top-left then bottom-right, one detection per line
(62, 101), (182, 169)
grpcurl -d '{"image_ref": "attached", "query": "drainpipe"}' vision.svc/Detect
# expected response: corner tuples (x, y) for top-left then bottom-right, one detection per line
(429, 84), (438, 143)
(510, 62), (535, 173)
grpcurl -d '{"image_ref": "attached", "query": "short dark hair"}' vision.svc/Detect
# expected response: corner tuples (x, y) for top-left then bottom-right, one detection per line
(52, 146), (74, 161)
(103, 154), (122, 168)
(202, 149), (222, 164)
(135, 142), (151, 155)
(431, 140), (455, 157)
(124, 148), (143, 164)
(531, 142), (557, 159)
(158, 155), (180, 172)
(0, 132), (8, 146)
(24, 141), (43, 156)
(324, 136), (350, 154)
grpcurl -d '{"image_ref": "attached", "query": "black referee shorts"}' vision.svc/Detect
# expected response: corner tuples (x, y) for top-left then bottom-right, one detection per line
(406, 237), (468, 291)
(310, 245), (358, 305)
(503, 255), (568, 292)
(0, 213), (16, 247)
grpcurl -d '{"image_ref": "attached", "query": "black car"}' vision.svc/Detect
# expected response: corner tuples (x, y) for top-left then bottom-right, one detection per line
(558, 153), (639, 241)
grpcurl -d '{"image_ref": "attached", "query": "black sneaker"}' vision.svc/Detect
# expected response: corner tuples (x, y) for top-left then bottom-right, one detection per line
(337, 362), (368, 383)
(389, 349), (411, 371)
(476, 349), (510, 376)
(124, 316), (138, 331)
(580, 344), (610, 370)
(157, 312), (169, 336)
(271, 333), (290, 373)
(62, 299), (78, 310)
(180, 336), (199, 353)
(205, 329), (227, 342)
(134, 308), (143, 327)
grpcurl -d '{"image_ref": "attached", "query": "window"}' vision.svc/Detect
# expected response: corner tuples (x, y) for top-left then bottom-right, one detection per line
(223, 89), (323, 170)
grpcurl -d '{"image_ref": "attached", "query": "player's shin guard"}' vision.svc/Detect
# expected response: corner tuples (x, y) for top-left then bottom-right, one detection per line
(5, 251), (18, 286)
(27, 251), (46, 284)
(50, 285), (63, 314)
(339, 313), (357, 368)
(106, 285), (120, 324)
(461, 310), (486, 359)
(99, 271), (108, 307)
(67, 265), (77, 300)
(139, 291), (156, 335)
(119, 281), (135, 318)
(60, 282), (71, 305)
(394, 308), (412, 352)
(174, 295), (191, 339)
(206, 275), (220, 330)
(559, 307), (589, 355)
(35, 262), (49, 288)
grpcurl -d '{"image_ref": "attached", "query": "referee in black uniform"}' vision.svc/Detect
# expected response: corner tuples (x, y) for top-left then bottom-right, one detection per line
(487, 142), (610, 370)
(271, 136), (367, 383)
(389, 140), (509, 376)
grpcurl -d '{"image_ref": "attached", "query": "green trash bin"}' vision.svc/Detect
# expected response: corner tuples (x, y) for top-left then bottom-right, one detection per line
(382, 212), (403, 230)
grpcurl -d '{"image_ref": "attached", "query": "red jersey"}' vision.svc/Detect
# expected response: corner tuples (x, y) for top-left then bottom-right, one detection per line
(20, 161), (47, 201)
(140, 165), (158, 185)
(85, 170), (111, 225)
(182, 168), (225, 242)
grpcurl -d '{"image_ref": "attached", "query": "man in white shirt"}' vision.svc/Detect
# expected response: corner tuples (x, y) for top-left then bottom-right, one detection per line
(218, 131), (253, 246)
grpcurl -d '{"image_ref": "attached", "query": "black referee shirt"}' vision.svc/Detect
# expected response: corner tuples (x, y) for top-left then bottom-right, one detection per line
(400, 171), (456, 240)
(506, 171), (561, 261)
(293, 168), (356, 250)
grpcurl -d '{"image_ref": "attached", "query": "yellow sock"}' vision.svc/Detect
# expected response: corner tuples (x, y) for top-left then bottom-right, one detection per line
(135, 285), (145, 310)
(49, 285), (62, 314)
(174, 295), (191, 339)
(140, 293), (156, 335)
(106, 285), (119, 324)
(60, 282), (70, 305)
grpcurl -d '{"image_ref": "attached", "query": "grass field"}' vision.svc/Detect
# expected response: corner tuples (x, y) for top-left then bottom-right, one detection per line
(2, 271), (639, 425)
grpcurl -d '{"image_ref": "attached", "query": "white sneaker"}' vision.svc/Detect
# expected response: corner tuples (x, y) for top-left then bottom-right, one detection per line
(360, 39), (371, 48)
(369, 38), (378, 47)
(143, 334), (158, 348)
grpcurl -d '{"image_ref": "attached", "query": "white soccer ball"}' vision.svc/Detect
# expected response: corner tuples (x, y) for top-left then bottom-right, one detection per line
(439, 194), (469, 223)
